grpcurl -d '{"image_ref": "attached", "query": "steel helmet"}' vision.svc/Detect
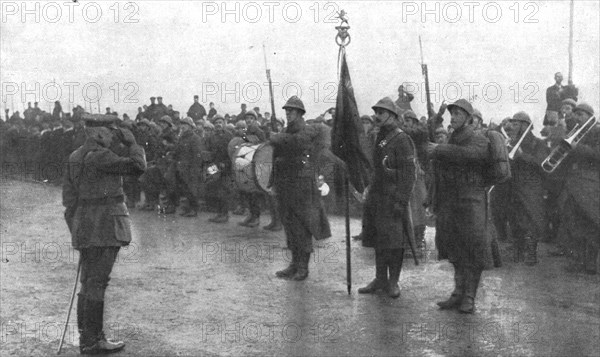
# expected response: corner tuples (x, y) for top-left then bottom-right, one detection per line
(282, 95), (306, 114)
(371, 97), (398, 117)
(403, 110), (418, 121)
(244, 110), (258, 120)
(181, 116), (196, 128)
(561, 98), (577, 109)
(510, 111), (532, 125)
(447, 99), (474, 116)
(158, 115), (173, 127)
(574, 102), (594, 116)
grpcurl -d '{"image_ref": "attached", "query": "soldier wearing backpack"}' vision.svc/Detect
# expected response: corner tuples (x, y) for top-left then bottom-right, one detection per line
(428, 99), (494, 314)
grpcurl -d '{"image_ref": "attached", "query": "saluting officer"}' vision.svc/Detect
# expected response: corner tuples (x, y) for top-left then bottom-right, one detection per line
(271, 96), (331, 281)
(63, 114), (146, 354)
(358, 97), (416, 298)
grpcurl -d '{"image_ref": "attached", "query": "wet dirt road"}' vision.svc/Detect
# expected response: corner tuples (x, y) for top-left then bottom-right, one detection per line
(1, 179), (599, 356)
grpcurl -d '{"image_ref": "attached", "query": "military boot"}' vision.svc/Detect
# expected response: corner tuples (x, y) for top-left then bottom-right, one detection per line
(80, 300), (125, 355)
(264, 220), (282, 231)
(524, 236), (538, 266)
(209, 213), (228, 223)
(584, 243), (598, 275)
(387, 249), (404, 298)
(358, 250), (388, 294)
(77, 294), (86, 344)
(513, 239), (524, 263)
(291, 252), (310, 281)
(459, 268), (482, 314)
(232, 205), (246, 216)
(264, 197), (282, 231)
(437, 264), (464, 309)
(276, 250), (297, 278)
(244, 215), (260, 228)
(238, 214), (252, 226)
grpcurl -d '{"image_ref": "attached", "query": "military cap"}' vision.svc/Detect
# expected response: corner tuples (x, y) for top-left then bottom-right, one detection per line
(158, 115), (173, 126)
(447, 99), (474, 116)
(244, 110), (258, 119)
(181, 116), (196, 128)
(574, 102), (594, 116)
(157, 96), (163, 100)
(235, 120), (247, 129)
(194, 95), (199, 99)
(472, 108), (483, 121)
(212, 114), (225, 122)
(371, 97), (398, 116)
(82, 113), (119, 128)
(561, 98), (577, 108)
(403, 110), (418, 121)
(282, 95), (306, 114)
(510, 111), (532, 125)
(150, 96), (156, 100)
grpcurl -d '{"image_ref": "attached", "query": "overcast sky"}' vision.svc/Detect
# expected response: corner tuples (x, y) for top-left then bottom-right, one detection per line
(1, 0), (599, 130)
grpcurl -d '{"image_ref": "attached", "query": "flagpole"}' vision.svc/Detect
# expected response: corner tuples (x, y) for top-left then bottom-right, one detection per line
(335, 11), (352, 295)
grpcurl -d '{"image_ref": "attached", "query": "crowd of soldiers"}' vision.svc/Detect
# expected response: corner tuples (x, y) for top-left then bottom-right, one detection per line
(0, 95), (337, 231)
(1, 73), (598, 276)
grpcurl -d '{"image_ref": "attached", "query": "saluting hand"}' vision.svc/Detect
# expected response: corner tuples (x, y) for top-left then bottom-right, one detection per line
(118, 128), (137, 147)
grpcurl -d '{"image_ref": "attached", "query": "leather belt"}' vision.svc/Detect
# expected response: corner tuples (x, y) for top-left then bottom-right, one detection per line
(78, 195), (124, 206)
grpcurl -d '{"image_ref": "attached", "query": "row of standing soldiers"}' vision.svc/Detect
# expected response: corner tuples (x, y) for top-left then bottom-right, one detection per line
(354, 93), (598, 314)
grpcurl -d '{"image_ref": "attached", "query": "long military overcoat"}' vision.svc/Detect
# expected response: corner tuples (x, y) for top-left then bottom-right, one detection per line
(362, 123), (416, 250)
(270, 118), (331, 252)
(431, 125), (493, 270)
(63, 139), (146, 249)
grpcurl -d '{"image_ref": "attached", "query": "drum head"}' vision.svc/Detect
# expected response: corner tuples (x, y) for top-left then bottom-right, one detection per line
(228, 137), (247, 162)
(252, 143), (274, 195)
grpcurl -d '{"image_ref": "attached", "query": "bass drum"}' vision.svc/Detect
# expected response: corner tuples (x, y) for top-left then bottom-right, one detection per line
(232, 142), (274, 195)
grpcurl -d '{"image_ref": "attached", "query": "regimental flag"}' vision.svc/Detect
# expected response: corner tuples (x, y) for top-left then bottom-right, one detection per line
(331, 51), (371, 195)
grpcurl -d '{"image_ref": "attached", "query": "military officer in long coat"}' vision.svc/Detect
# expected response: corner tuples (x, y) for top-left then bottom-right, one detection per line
(271, 96), (331, 281)
(428, 99), (492, 313)
(63, 114), (146, 354)
(358, 97), (416, 298)
(505, 112), (549, 265)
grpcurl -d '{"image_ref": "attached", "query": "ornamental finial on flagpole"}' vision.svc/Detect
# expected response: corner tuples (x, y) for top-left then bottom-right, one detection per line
(335, 10), (351, 47)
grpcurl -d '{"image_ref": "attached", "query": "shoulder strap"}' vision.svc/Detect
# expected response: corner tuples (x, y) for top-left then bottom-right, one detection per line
(378, 128), (403, 148)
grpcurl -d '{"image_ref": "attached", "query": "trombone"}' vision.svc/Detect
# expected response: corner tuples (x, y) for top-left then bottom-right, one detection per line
(508, 122), (533, 160)
(541, 115), (597, 173)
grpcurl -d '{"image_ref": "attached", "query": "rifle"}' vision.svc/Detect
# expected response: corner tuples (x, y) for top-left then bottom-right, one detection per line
(263, 43), (278, 132)
(419, 36), (434, 119)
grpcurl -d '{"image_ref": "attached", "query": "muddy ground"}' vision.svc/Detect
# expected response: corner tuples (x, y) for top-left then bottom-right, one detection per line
(1, 179), (599, 356)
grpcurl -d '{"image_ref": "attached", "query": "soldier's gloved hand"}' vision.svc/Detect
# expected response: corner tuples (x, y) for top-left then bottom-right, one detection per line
(439, 101), (448, 115)
(117, 128), (136, 147)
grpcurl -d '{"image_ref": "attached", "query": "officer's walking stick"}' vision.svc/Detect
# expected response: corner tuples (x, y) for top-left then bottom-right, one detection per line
(57, 256), (82, 354)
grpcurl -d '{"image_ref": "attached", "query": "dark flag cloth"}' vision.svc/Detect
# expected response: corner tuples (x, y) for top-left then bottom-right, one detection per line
(331, 51), (371, 197)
